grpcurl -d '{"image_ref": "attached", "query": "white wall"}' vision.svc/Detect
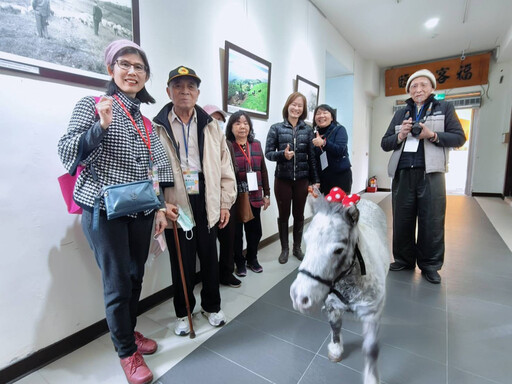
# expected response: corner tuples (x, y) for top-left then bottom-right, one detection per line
(326, 75), (354, 160)
(0, 0), (375, 369)
(369, 59), (512, 193)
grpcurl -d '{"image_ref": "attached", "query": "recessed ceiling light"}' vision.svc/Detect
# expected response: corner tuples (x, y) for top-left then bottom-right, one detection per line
(425, 17), (439, 29)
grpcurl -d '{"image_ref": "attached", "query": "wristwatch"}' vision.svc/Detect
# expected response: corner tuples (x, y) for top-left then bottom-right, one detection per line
(429, 132), (440, 144)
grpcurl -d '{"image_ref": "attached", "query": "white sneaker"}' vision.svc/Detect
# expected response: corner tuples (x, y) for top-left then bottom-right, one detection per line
(201, 310), (226, 327)
(174, 317), (190, 336)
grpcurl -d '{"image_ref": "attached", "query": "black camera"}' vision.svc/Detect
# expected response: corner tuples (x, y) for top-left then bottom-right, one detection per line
(411, 120), (424, 137)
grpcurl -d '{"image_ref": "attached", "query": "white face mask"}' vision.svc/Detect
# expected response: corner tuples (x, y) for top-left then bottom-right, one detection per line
(216, 120), (224, 130)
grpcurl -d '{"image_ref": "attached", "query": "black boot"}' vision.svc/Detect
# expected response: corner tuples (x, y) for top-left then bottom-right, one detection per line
(293, 220), (304, 261)
(277, 218), (289, 264)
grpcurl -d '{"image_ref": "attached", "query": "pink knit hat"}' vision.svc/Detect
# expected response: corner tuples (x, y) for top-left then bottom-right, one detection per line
(104, 39), (145, 67)
(203, 104), (227, 122)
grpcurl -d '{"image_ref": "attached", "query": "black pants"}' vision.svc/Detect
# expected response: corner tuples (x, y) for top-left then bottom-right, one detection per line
(320, 168), (352, 195)
(82, 210), (153, 358)
(274, 178), (309, 222)
(391, 168), (446, 272)
(164, 179), (221, 318)
(234, 204), (262, 265)
(217, 205), (236, 278)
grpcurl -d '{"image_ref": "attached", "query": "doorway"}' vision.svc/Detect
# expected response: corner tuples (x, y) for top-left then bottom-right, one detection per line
(445, 108), (472, 195)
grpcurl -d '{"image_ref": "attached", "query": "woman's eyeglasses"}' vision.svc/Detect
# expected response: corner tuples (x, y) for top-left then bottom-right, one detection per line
(115, 60), (147, 73)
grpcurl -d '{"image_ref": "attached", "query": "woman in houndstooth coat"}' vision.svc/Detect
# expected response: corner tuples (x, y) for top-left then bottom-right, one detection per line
(58, 40), (175, 384)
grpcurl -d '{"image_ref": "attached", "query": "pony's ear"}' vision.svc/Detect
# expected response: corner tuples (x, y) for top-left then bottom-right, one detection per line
(344, 205), (360, 225)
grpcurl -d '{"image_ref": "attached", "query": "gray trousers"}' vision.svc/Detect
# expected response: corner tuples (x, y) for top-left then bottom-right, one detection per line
(391, 168), (446, 272)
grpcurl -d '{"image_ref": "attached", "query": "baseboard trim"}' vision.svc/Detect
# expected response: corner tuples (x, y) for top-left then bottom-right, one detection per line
(471, 192), (504, 198)
(0, 276), (203, 384)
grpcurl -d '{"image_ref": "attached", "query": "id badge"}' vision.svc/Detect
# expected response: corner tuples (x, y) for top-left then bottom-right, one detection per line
(320, 151), (328, 170)
(247, 171), (258, 191)
(148, 164), (160, 195)
(404, 135), (420, 152)
(183, 169), (200, 195)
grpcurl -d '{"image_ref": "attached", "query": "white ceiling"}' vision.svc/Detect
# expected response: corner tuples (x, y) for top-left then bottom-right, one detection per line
(311, 0), (512, 73)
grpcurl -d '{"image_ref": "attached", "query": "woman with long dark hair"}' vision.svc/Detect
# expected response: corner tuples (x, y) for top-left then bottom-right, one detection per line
(58, 40), (176, 384)
(265, 92), (319, 264)
(225, 111), (270, 276)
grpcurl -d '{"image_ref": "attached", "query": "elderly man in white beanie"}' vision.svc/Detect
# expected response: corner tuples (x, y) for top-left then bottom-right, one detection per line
(381, 69), (466, 284)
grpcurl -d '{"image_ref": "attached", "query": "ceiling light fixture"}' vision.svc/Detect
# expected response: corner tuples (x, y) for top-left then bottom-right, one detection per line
(425, 17), (439, 29)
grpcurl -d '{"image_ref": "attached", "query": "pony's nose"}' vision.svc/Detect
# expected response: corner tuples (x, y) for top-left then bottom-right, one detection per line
(291, 281), (312, 311)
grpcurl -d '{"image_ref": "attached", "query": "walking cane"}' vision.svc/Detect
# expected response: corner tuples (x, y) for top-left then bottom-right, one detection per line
(171, 213), (196, 339)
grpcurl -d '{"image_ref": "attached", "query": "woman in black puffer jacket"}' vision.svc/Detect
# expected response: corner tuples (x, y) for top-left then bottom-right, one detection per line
(265, 92), (319, 264)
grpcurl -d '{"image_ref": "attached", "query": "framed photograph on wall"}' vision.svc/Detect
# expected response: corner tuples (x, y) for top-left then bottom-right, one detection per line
(295, 75), (319, 124)
(0, 0), (140, 88)
(223, 41), (272, 119)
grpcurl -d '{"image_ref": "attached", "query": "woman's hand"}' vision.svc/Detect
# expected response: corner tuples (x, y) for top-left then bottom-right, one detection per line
(164, 203), (179, 221)
(262, 196), (270, 210)
(312, 132), (324, 147)
(154, 210), (167, 235)
(284, 144), (294, 160)
(96, 96), (113, 130)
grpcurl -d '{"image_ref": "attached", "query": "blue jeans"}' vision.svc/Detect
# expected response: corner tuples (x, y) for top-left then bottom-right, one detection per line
(82, 209), (154, 358)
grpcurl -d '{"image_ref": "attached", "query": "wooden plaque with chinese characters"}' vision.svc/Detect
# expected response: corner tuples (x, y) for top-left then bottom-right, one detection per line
(385, 52), (491, 97)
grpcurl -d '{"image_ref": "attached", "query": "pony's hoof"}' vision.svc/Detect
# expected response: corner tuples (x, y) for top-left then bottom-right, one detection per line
(328, 352), (343, 362)
(327, 342), (343, 362)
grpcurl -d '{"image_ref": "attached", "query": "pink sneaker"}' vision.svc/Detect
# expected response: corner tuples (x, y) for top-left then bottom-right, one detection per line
(120, 351), (153, 384)
(134, 331), (157, 355)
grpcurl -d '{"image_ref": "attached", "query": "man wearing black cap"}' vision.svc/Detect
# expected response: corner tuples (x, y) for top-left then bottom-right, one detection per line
(381, 69), (466, 284)
(153, 66), (236, 335)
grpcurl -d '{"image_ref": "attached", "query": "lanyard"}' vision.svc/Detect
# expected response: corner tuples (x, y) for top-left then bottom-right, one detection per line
(179, 118), (192, 165)
(414, 102), (433, 122)
(414, 104), (426, 122)
(113, 95), (152, 160)
(237, 142), (252, 171)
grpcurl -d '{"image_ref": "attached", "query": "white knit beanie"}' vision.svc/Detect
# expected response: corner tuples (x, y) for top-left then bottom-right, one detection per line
(406, 69), (436, 93)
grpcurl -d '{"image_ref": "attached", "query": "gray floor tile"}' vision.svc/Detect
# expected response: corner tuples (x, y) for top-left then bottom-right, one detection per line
(300, 355), (367, 384)
(382, 293), (447, 332)
(448, 303), (512, 383)
(155, 345), (270, 384)
(380, 322), (446, 364)
(378, 344), (446, 384)
(235, 300), (330, 352)
(385, 275), (447, 310)
(448, 367), (503, 384)
(202, 320), (316, 384)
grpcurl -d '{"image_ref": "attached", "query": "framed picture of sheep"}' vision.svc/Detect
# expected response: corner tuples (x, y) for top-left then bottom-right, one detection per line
(0, 0), (139, 88)
(295, 75), (319, 124)
(223, 40), (272, 120)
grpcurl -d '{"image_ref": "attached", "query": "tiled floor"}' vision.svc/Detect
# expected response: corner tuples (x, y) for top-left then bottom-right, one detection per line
(16, 193), (512, 384)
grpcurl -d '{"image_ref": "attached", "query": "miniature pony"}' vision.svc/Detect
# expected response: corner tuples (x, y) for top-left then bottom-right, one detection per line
(290, 189), (389, 384)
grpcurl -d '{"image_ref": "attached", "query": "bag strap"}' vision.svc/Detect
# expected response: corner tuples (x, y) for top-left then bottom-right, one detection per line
(90, 97), (153, 231)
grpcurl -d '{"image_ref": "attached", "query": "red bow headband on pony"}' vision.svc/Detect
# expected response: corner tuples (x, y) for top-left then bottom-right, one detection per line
(325, 187), (360, 207)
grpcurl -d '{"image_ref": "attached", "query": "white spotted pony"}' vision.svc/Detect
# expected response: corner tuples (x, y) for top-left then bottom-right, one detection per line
(290, 187), (390, 384)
